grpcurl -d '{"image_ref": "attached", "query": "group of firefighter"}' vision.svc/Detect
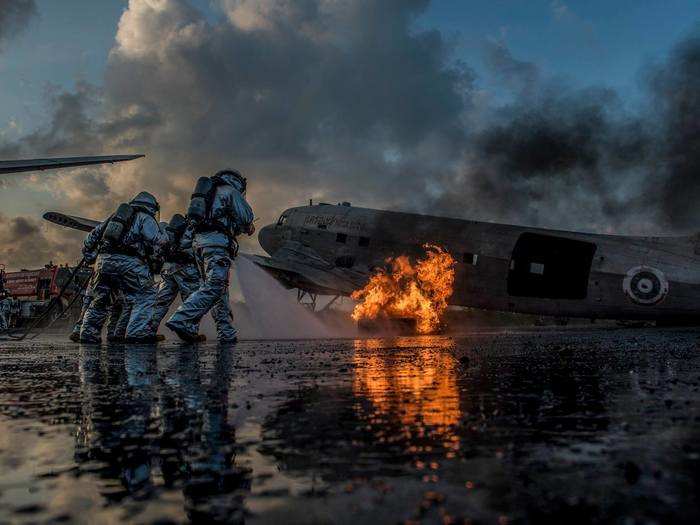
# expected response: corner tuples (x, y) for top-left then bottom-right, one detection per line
(65, 168), (254, 344)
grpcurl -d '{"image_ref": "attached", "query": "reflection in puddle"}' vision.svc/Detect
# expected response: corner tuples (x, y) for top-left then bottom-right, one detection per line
(352, 338), (461, 450)
(74, 345), (250, 523)
(2, 333), (700, 524)
(260, 337), (465, 489)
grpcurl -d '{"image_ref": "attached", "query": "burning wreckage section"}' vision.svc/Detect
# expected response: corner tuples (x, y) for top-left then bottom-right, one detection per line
(351, 245), (456, 334)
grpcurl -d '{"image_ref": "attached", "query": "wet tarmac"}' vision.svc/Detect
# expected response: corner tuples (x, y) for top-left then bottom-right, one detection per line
(1, 328), (700, 523)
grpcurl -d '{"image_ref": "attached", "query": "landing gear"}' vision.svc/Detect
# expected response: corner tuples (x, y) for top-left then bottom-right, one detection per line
(295, 290), (342, 313)
(297, 290), (318, 311)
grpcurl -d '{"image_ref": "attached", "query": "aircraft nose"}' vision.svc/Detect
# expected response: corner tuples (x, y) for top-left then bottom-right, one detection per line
(258, 224), (283, 255)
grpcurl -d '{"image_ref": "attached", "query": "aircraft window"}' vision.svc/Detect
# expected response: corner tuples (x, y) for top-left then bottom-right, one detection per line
(336, 233), (347, 243)
(529, 262), (545, 275)
(358, 236), (370, 247)
(317, 224), (327, 230)
(463, 252), (478, 265)
(277, 215), (288, 226)
(335, 256), (354, 268)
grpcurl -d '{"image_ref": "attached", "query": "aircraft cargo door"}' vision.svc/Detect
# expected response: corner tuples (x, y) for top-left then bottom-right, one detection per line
(507, 233), (597, 300)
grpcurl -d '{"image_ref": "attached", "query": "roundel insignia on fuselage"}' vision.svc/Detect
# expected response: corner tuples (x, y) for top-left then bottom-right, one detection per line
(623, 266), (669, 305)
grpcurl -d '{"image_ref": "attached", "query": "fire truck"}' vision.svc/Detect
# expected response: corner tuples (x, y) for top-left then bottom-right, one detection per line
(0, 263), (90, 329)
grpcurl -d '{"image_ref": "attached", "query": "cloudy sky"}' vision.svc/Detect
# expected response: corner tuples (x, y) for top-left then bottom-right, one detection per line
(1, 0), (700, 269)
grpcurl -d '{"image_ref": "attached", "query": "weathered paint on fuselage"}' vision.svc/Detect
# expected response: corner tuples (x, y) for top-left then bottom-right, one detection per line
(259, 204), (700, 321)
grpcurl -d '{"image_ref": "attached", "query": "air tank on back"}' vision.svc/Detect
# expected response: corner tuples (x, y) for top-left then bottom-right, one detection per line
(102, 203), (135, 244)
(187, 177), (213, 225)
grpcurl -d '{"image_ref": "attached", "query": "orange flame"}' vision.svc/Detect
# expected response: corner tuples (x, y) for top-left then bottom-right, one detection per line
(351, 245), (456, 333)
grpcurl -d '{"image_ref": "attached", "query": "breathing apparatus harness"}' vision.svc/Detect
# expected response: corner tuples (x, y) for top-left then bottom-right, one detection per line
(164, 214), (196, 265)
(97, 201), (163, 273)
(187, 170), (247, 257)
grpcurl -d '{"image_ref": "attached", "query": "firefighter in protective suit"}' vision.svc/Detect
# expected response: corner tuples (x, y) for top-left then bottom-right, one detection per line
(148, 215), (202, 339)
(0, 291), (12, 333)
(166, 170), (254, 343)
(80, 192), (167, 344)
(70, 284), (127, 342)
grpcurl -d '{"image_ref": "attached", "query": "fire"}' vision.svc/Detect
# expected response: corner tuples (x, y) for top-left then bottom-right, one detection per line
(351, 245), (456, 334)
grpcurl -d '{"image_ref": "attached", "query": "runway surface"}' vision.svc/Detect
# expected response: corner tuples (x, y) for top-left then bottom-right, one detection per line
(1, 328), (700, 523)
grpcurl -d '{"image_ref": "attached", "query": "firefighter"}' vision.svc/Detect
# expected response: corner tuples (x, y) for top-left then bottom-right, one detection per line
(80, 192), (167, 344)
(149, 215), (203, 339)
(166, 170), (254, 343)
(70, 279), (127, 342)
(0, 291), (12, 333)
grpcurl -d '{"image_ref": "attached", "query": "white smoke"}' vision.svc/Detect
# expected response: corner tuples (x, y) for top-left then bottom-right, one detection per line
(145, 255), (351, 341)
(233, 255), (333, 340)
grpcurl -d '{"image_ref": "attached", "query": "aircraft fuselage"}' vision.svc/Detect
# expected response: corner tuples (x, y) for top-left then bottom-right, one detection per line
(258, 203), (700, 321)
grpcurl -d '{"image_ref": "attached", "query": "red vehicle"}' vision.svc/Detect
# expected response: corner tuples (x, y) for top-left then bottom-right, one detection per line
(0, 263), (90, 329)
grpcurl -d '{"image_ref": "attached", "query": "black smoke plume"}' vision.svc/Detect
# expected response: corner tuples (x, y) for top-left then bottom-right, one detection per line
(648, 33), (700, 230)
(430, 32), (700, 233)
(0, 0), (36, 50)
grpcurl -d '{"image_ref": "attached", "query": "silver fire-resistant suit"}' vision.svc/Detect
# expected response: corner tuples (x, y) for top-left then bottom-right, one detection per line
(148, 219), (202, 336)
(0, 294), (12, 333)
(70, 281), (127, 342)
(71, 236), (130, 342)
(80, 192), (167, 343)
(166, 171), (254, 343)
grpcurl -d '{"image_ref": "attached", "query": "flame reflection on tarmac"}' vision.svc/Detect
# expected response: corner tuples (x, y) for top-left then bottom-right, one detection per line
(1, 329), (700, 523)
(353, 338), (461, 447)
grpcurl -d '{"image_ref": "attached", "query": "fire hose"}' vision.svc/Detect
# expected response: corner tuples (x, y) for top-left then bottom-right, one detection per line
(2, 258), (88, 341)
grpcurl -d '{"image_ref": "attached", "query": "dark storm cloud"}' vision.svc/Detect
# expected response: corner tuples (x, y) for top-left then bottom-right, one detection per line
(430, 32), (700, 233)
(96, 0), (700, 235)
(0, 213), (83, 269)
(1, 0), (473, 265)
(4, 0), (700, 269)
(647, 33), (700, 230)
(0, 0), (36, 50)
(431, 80), (656, 230)
(101, 0), (471, 173)
(12, 84), (101, 155)
(9, 216), (38, 236)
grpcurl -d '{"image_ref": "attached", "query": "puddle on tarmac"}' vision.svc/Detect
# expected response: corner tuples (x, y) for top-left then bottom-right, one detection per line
(1, 329), (700, 523)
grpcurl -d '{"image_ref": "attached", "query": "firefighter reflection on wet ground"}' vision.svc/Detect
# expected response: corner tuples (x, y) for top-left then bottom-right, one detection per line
(77, 345), (250, 522)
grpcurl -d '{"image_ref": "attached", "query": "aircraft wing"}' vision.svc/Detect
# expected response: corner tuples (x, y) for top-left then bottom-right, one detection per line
(43, 212), (101, 232)
(0, 154), (144, 175)
(244, 251), (366, 296)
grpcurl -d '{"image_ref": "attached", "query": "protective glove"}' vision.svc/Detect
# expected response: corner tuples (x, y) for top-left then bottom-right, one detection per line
(82, 249), (97, 264)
